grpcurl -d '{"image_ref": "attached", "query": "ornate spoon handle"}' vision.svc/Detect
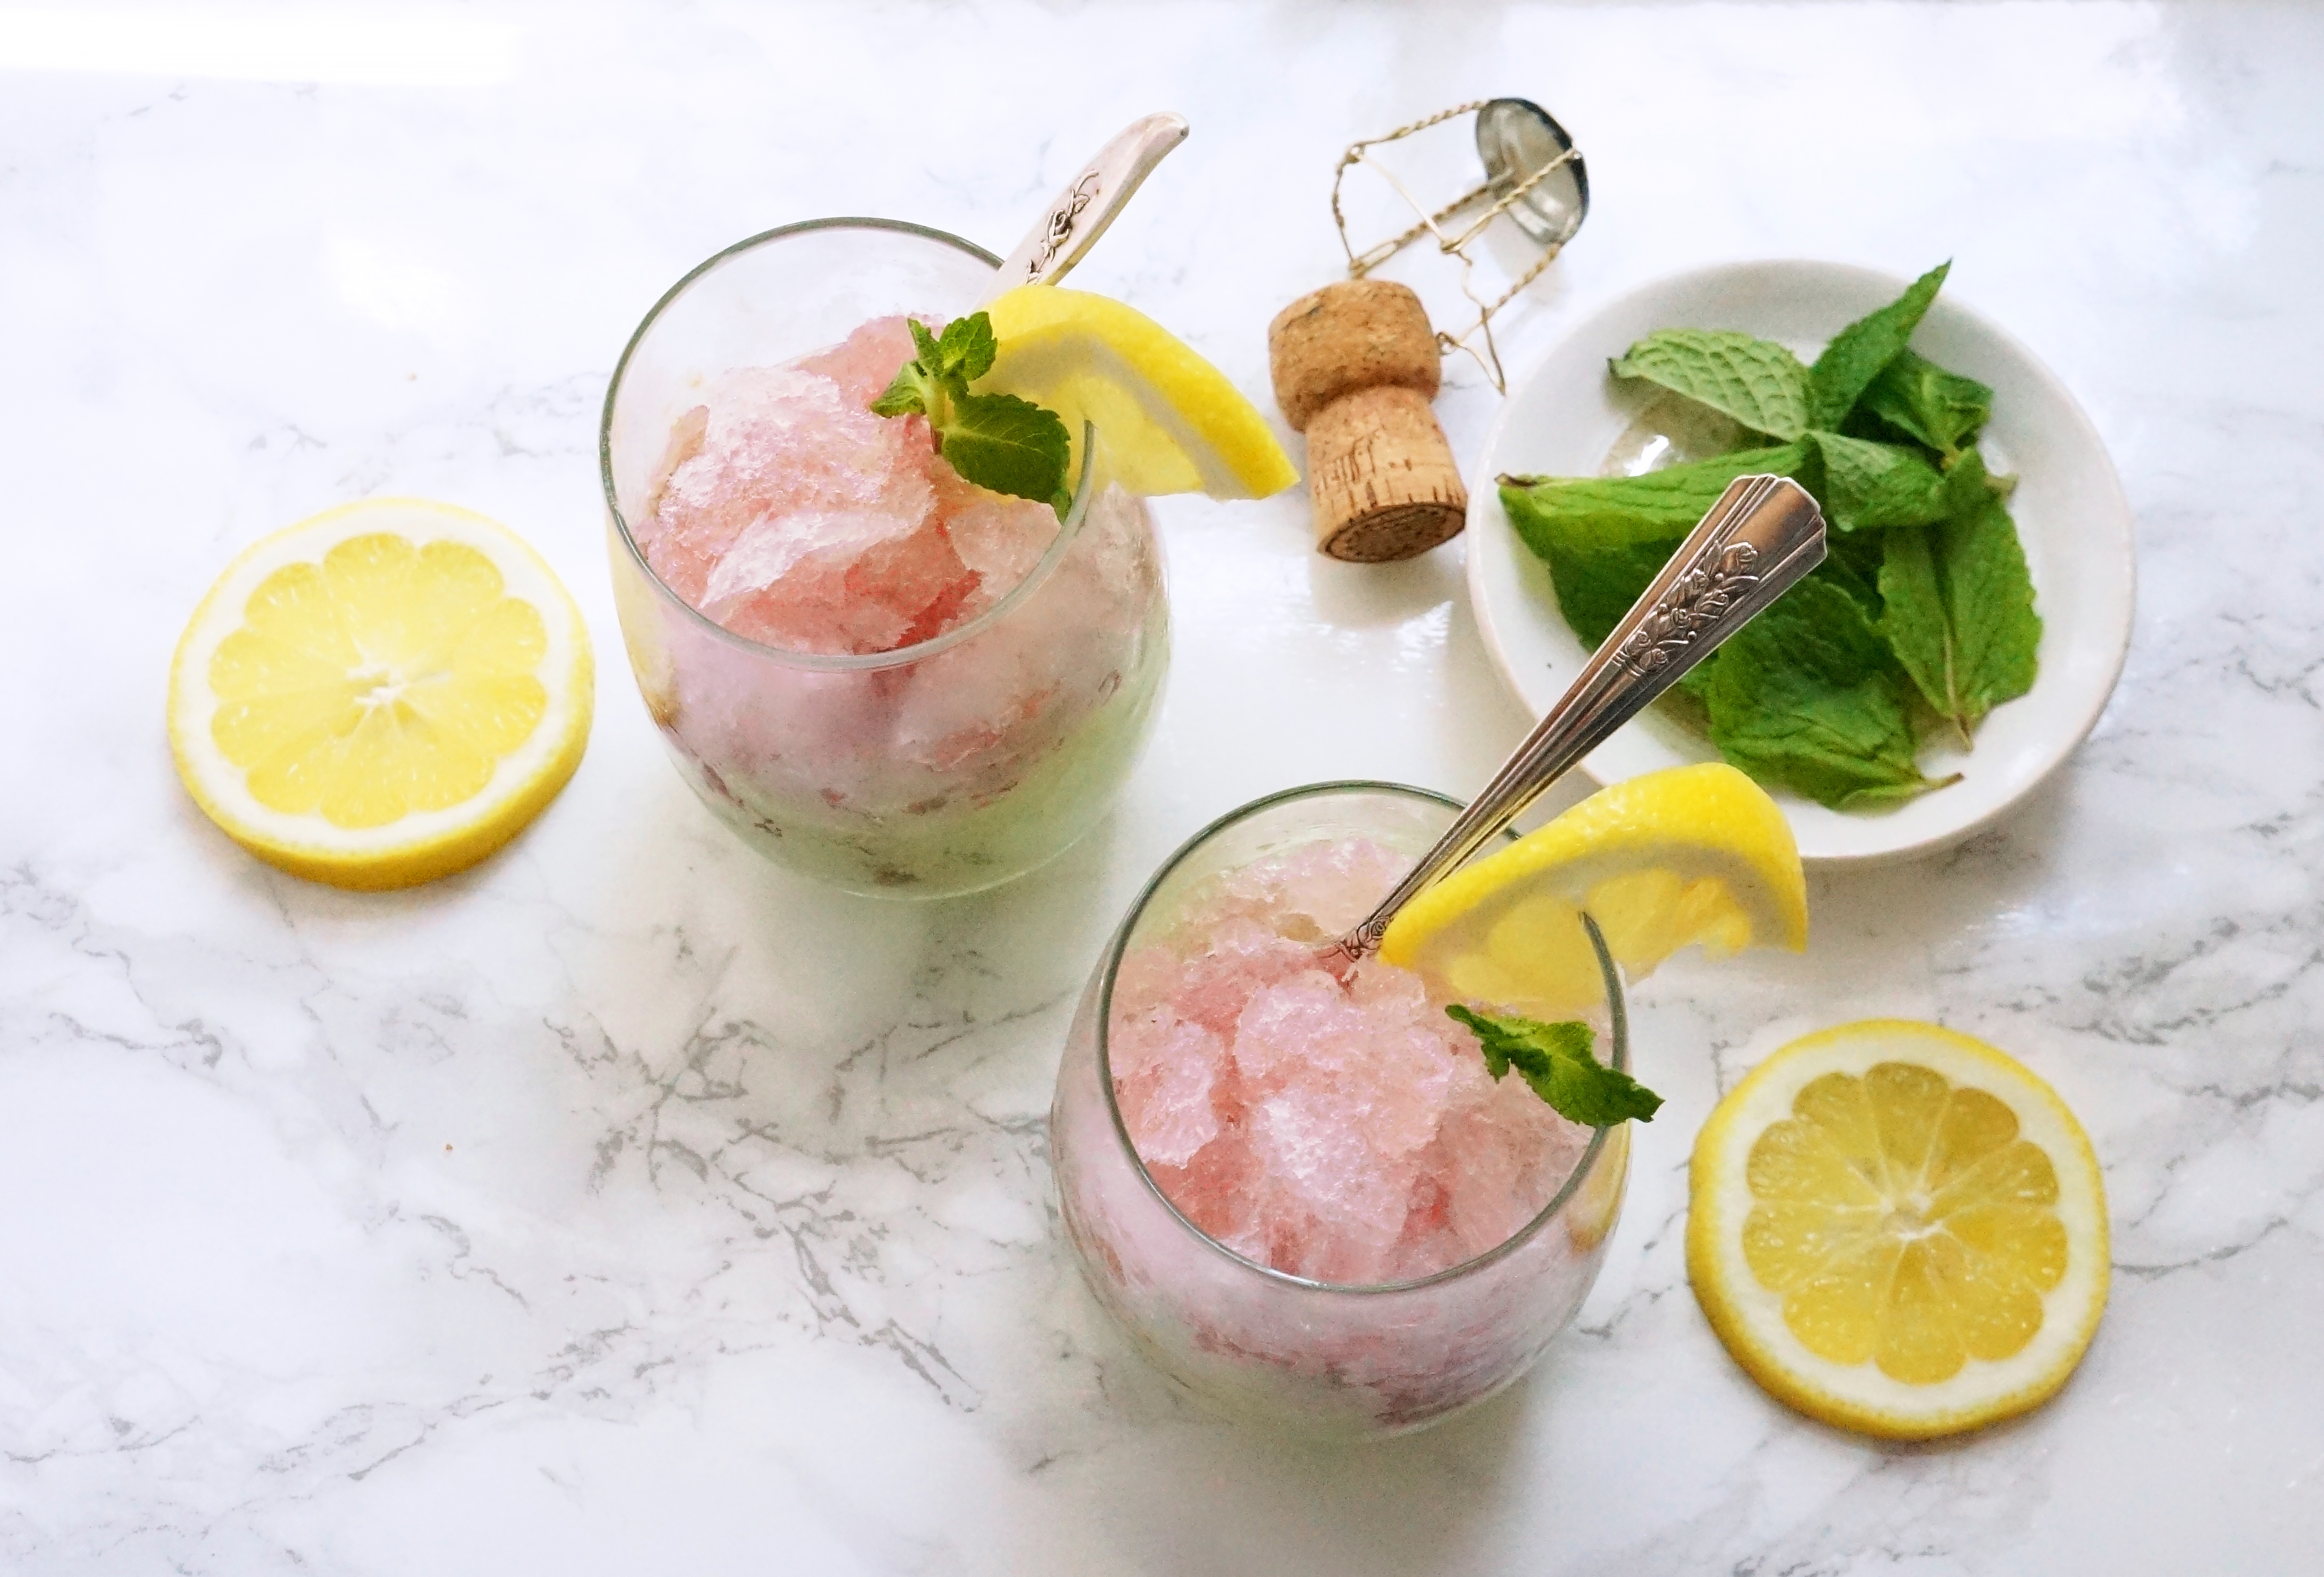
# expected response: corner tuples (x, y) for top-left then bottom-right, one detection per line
(981, 113), (1189, 299)
(1328, 472), (1826, 964)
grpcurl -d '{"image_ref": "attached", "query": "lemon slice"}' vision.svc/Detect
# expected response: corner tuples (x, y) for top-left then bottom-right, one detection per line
(1378, 762), (1807, 1015)
(168, 498), (593, 890)
(982, 285), (1298, 499)
(1688, 1020), (2109, 1439)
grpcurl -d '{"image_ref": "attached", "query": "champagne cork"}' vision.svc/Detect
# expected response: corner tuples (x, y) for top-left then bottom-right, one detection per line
(1268, 279), (1467, 563)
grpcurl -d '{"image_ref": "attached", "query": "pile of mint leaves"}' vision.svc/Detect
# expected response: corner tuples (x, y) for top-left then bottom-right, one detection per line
(1499, 264), (2042, 811)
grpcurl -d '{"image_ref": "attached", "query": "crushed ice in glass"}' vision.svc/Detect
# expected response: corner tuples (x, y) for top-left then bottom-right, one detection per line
(637, 316), (1061, 655)
(1110, 838), (1590, 1286)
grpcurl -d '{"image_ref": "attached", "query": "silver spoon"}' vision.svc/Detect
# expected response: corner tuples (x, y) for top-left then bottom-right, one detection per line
(1323, 472), (1827, 967)
(979, 113), (1189, 301)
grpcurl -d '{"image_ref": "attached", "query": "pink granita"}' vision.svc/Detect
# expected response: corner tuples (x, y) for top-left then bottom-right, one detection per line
(603, 223), (1171, 901)
(634, 315), (1061, 655)
(1109, 838), (1588, 1286)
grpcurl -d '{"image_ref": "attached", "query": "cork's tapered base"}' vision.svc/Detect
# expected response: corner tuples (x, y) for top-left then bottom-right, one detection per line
(1305, 384), (1468, 563)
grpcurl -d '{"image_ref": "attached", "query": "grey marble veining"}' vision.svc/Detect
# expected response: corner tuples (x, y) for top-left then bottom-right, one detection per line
(3, 2), (2321, 1572)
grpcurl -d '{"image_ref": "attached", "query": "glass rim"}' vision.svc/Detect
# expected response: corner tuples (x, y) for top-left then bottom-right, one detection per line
(598, 215), (1101, 674)
(1093, 779), (1632, 1297)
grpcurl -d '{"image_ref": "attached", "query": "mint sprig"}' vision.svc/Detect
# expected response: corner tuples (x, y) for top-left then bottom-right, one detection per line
(871, 312), (1073, 516)
(1446, 1006), (1662, 1126)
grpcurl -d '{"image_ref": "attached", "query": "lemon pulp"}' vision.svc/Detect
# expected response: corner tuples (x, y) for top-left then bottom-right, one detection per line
(1743, 1061), (2068, 1381)
(211, 533), (551, 828)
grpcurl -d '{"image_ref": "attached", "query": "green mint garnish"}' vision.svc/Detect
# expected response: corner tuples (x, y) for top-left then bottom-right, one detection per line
(871, 311), (1073, 516)
(1500, 262), (2041, 812)
(1446, 1006), (1662, 1125)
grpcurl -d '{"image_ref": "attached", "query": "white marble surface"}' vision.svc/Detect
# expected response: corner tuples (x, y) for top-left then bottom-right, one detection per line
(4, 2), (2320, 1570)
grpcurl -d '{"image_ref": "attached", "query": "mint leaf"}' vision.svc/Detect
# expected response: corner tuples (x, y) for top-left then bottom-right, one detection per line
(1860, 348), (1992, 459)
(934, 313), (997, 382)
(1502, 445), (1811, 652)
(1671, 658), (1719, 704)
(1939, 446), (1998, 513)
(1843, 779), (1952, 810)
(879, 319), (954, 424)
(1446, 1006), (1662, 1125)
(1872, 525), (1953, 740)
(1500, 445), (1807, 646)
(1501, 442), (1810, 545)
(1702, 576), (1950, 810)
(1814, 528), (1888, 618)
(1809, 263), (1950, 430)
(1532, 535), (1689, 649)
(1610, 330), (1811, 440)
(870, 359), (934, 419)
(1805, 431), (1951, 533)
(939, 390), (1072, 507)
(1878, 490), (2041, 746)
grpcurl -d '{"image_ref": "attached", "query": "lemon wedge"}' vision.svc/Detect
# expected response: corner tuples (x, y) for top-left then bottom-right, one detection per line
(1378, 762), (1807, 1015)
(1688, 1019), (2109, 1439)
(981, 285), (1298, 499)
(168, 498), (592, 890)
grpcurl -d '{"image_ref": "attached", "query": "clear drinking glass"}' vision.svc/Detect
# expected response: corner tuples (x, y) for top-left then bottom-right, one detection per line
(600, 219), (1168, 897)
(1050, 782), (1632, 1438)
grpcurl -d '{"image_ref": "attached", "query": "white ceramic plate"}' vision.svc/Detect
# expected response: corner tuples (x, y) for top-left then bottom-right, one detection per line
(1466, 260), (2135, 864)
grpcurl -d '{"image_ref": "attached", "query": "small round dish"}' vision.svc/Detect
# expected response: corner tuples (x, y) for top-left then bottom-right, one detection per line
(1466, 260), (2135, 864)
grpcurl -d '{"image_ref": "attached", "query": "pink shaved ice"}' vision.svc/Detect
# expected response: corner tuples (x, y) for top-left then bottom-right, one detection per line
(1110, 838), (1586, 1285)
(795, 314), (921, 406)
(636, 315), (1060, 656)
